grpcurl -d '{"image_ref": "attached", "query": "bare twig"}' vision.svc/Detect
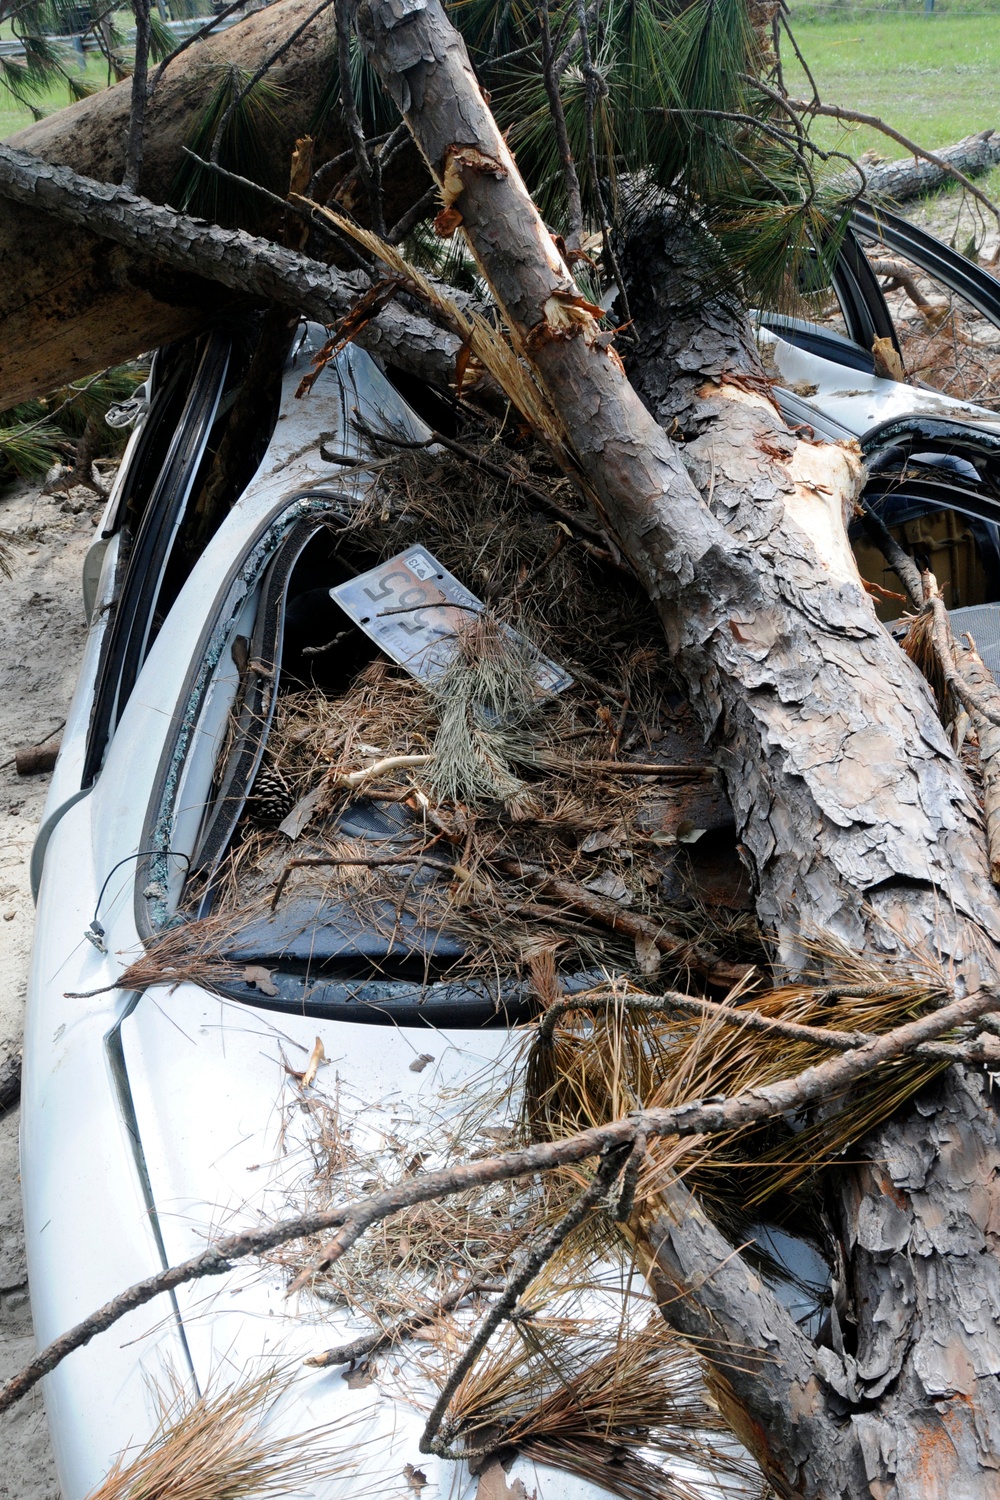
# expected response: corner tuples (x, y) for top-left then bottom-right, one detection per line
(857, 497), (923, 613)
(929, 593), (1000, 730)
(387, 184), (438, 243)
(419, 1143), (631, 1458)
(334, 752), (435, 788)
(148, 0), (254, 98)
(496, 859), (750, 986)
(574, 0), (631, 331)
(334, 0), (383, 234)
(270, 847), (469, 910)
(535, 989), (876, 1051)
(350, 419), (617, 555)
(529, 755), (714, 777)
(303, 1276), (505, 1368)
(786, 97), (1000, 235)
(209, 0), (336, 164)
(537, 0), (583, 248)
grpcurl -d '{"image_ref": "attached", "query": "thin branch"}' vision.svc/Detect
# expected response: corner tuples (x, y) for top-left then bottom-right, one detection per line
(537, 0), (583, 249)
(779, 9), (820, 109)
(0, 982), (995, 1418)
(148, 0), (254, 99)
(574, 0), (630, 331)
(528, 755), (713, 776)
(303, 1276), (506, 1367)
(495, 857), (748, 986)
(929, 593), (1000, 729)
(535, 989), (877, 1051)
(334, 0), (383, 235)
(271, 848), (469, 911)
(387, 183), (438, 243)
(181, 147), (373, 273)
(122, 0), (151, 191)
(553, 0), (595, 77)
(419, 1143), (631, 1458)
(209, 0), (336, 164)
(857, 495), (923, 612)
(786, 96), (1000, 233)
(350, 419), (617, 554)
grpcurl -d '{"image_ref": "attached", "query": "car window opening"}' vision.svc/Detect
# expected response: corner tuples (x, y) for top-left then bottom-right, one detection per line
(83, 318), (288, 786)
(144, 451), (751, 1028)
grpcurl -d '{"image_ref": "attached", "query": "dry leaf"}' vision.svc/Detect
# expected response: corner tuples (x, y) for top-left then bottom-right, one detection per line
(579, 828), (614, 853)
(242, 965), (278, 997)
(404, 1464), (428, 1493)
(342, 1365), (373, 1389)
(583, 871), (631, 904)
(409, 1053), (435, 1073)
(278, 785), (322, 841)
(475, 1460), (531, 1500)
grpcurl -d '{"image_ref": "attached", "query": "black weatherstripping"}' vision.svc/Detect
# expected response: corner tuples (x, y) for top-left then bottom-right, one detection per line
(832, 224), (900, 357)
(189, 514), (330, 905)
(860, 416), (1000, 528)
(83, 333), (231, 787)
(852, 204), (1000, 336)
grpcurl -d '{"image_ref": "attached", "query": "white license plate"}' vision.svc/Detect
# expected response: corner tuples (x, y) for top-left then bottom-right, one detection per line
(331, 547), (572, 693)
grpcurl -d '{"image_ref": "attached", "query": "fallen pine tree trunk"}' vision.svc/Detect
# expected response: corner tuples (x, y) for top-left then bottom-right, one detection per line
(0, 0), (420, 407)
(345, 0), (1000, 1492)
(857, 127), (1000, 205)
(0, 144), (465, 393)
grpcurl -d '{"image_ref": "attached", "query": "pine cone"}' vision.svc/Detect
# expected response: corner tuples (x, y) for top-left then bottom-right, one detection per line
(248, 762), (295, 827)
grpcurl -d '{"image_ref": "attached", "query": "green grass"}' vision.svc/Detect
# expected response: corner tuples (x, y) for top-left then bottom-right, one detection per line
(0, 53), (116, 140)
(785, 14), (1000, 156)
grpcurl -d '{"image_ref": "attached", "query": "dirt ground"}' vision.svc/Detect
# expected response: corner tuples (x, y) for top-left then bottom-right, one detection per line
(0, 472), (111, 1500)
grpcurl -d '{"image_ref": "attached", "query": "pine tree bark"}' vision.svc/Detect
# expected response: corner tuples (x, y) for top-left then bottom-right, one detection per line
(0, 144), (465, 394)
(0, 0), (348, 405)
(348, 1), (1000, 1493)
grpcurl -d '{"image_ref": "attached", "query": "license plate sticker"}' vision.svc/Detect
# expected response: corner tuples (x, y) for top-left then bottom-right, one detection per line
(330, 547), (573, 694)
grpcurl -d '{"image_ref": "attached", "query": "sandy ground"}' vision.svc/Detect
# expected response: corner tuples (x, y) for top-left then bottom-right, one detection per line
(0, 472), (112, 1500)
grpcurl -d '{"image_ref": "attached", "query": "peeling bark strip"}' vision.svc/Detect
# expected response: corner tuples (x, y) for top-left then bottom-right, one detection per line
(346, 4), (1000, 1492)
(0, 145), (463, 393)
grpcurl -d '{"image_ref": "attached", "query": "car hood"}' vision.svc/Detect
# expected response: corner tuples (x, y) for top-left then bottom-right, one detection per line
(116, 982), (637, 1500)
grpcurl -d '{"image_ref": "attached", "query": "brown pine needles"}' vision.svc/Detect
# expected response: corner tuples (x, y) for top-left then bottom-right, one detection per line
(523, 942), (955, 1211)
(443, 1316), (758, 1500)
(84, 1368), (364, 1500)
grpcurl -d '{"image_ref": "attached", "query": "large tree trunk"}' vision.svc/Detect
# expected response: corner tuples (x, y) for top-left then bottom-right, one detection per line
(348, 1), (1000, 1492)
(857, 129), (1000, 204)
(617, 212), (1000, 1500)
(0, 0), (344, 405)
